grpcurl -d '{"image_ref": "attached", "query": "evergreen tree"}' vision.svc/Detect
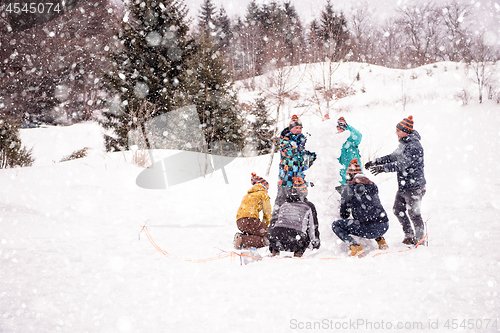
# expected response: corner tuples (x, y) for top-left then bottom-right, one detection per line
(307, 19), (323, 63)
(282, 1), (305, 66)
(197, 0), (217, 36)
(246, 97), (275, 155)
(0, 116), (34, 169)
(182, 33), (245, 154)
(100, 0), (194, 151)
(213, 7), (232, 52)
(320, 0), (350, 61)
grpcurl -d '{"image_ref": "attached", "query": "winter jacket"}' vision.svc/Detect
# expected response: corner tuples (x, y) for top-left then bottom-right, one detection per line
(340, 175), (389, 224)
(236, 184), (272, 226)
(376, 130), (426, 192)
(338, 124), (362, 185)
(272, 200), (319, 244)
(278, 127), (315, 187)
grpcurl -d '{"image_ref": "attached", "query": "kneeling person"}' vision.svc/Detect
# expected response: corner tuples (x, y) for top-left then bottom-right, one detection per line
(234, 173), (272, 250)
(332, 159), (389, 258)
(267, 177), (320, 257)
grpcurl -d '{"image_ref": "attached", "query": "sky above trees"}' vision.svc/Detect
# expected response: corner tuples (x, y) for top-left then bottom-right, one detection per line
(185, 0), (500, 45)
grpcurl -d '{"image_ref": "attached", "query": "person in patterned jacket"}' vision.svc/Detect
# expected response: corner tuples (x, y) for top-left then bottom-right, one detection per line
(270, 115), (317, 226)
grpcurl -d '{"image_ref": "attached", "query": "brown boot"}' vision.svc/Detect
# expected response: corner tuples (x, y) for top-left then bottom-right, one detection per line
(349, 244), (366, 258)
(234, 233), (243, 250)
(402, 237), (417, 246)
(376, 237), (389, 250)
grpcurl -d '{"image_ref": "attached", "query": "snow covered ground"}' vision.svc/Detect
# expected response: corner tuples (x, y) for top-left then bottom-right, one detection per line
(1, 62), (500, 332)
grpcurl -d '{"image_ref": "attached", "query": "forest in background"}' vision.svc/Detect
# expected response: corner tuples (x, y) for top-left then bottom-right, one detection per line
(0, 0), (498, 157)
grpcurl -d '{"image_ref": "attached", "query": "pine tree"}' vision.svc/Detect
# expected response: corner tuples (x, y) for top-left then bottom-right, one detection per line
(320, 0), (350, 61)
(182, 33), (245, 154)
(213, 7), (232, 52)
(100, 0), (194, 151)
(197, 0), (217, 36)
(282, 1), (304, 66)
(247, 97), (275, 155)
(307, 19), (323, 63)
(0, 116), (34, 169)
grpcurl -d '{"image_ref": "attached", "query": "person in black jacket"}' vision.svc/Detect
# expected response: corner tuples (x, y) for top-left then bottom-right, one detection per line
(332, 159), (389, 258)
(365, 115), (426, 245)
(268, 177), (320, 257)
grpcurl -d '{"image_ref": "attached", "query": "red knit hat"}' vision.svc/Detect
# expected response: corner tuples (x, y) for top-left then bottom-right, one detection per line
(292, 177), (308, 197)
(396, 115), (414, 134)
(251, 173), (269, 191)
(289, 114), (302, 129)
(347, 159), (362, 175)
(337, 117), (347, 130)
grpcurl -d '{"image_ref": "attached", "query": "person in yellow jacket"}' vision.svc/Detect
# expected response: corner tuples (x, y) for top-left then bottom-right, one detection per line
(234, 173), (272, 249)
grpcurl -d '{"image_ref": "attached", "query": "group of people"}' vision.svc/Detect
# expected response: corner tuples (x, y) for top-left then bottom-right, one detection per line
(234, 113), (426, 258)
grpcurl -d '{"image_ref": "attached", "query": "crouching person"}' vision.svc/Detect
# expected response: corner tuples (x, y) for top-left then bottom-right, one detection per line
(234, 173), (272, 250)
(332, 159), (389, 258)
(267, 177), (320, 257)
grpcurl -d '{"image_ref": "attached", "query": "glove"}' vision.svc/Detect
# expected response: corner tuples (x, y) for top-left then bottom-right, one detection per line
(365, 160), (376, 169)
(311, 239), (320, 250)
(308, 152), (317, 167)
(297, 138), (307, 152)
(369, 165), (385, 175)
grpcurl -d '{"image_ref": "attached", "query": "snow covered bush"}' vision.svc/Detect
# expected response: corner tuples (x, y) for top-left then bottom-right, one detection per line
(60, 147), (89, 163)
(0, 116), (34, 168)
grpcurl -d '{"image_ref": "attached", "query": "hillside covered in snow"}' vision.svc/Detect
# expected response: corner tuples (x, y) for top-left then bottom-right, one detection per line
(1, 62), (499, 332)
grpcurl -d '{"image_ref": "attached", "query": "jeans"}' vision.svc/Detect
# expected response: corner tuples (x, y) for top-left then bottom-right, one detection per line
(393, 187), (426, 240)
(332, 219), (389, 246)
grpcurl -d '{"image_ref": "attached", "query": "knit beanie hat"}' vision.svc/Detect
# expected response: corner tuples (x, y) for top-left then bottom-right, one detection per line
(289, 114), (302, 129)
(396, 115), (414, 134)
(292, 177), (308, 198)
(337, 117), (347, 130)
(251, 173), (269, 191)
(347, 159), (362, 175)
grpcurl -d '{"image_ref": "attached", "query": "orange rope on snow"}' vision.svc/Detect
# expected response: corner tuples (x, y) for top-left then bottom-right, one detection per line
(139, 226), (428, 263)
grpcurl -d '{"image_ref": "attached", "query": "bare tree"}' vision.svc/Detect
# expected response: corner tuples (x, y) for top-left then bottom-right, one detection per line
(348, 2), (376, 64)
(440, 1), (474, 62)
(465, 34), (497, 103)
(395, 1), (443, 67)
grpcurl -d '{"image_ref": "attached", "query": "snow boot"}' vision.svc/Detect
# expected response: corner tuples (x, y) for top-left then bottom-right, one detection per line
(376, 237), (389, 250)
(349, 244), (366, 258)
(234, 233), (243, 250)
(402, 237), (417, 246)
(294, 251), (304, 258)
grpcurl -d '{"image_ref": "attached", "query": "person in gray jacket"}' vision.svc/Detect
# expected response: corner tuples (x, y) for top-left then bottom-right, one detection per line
(267, 177), (320, 257)
(365, 115), (426, 245)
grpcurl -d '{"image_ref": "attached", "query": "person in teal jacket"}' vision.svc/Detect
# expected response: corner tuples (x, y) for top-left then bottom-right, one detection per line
(336, 117), (362, 192)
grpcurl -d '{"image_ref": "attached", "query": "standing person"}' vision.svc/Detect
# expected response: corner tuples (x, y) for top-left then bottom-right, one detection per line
(270, 114), (317, 226)
(365, 115), (426, 246)
(268, 177), (320, 257)
(234, 173), (272, 250)
(332, 159), (389, 258)
(336, 117), (363, 193)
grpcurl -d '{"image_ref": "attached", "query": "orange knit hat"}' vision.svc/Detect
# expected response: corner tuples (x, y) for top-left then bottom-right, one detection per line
(396, 115), (414, 134)
(251, 173), (269, 191)
(347, 159), (362, 175)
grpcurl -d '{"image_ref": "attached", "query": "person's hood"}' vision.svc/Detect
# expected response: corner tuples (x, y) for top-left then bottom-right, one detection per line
(401, 130), (421, 143)
(347, 174), (373, 185)
(248, 184), (266, 194)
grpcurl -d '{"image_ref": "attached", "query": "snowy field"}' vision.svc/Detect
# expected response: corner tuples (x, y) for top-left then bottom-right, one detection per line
(1, 62), (500, 332)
